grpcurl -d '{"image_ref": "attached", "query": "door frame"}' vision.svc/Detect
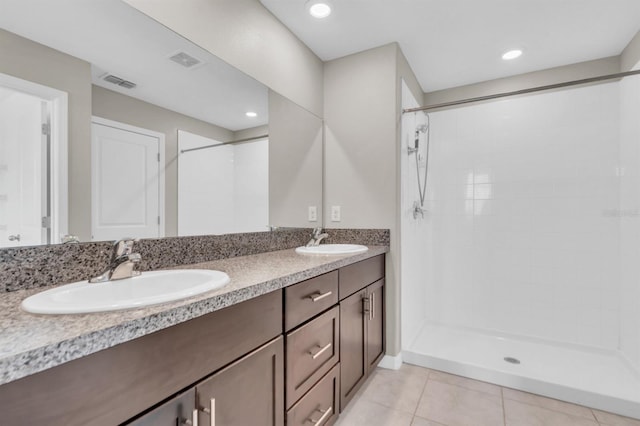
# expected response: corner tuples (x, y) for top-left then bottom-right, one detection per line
(91, 116), (166, 238)
(0, 72), (68, 244)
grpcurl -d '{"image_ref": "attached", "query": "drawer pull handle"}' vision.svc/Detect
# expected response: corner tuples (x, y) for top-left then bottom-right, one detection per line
(309, 342), (332, 359)
(307, 406), (333, 425)
(309, 291), (332, 302)
(201, 398), (215, 426)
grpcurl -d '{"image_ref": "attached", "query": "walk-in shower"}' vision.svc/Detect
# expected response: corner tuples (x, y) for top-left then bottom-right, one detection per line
(400, 67), (640, 419)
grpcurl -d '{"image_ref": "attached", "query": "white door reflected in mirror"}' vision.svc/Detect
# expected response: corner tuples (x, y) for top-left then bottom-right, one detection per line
(91, 118), (164, 241)
(0, 73), (68, 247)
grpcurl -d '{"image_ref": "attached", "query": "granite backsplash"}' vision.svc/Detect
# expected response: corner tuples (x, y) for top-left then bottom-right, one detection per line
(0, 228), (389, 292)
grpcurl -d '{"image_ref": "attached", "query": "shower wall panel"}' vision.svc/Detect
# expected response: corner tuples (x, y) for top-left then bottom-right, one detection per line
(619, 71), (640, 371)
(423, 82), (621, 349)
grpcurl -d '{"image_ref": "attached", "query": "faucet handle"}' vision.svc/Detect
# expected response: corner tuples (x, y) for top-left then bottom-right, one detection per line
(112, 238), (139, 257)
(312, 227), (323, 237)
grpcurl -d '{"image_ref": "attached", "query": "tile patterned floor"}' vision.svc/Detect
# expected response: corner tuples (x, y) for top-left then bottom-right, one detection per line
(334, 364), (640, 426)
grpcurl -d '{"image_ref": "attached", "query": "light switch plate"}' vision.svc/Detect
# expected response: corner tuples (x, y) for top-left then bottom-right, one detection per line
(308, 206), (317, 222)
(331, 205), (341, 222)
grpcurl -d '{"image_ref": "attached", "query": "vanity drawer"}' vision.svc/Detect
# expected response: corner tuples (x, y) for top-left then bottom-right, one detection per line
(286, 306), (339, 408)
(285, 270), (338, 331)
(286, 364), (339, 426)
(339, 255), (385, 300)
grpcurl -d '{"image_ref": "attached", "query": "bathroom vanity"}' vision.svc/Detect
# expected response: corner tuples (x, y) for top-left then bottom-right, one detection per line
(0, 247), (387, 426)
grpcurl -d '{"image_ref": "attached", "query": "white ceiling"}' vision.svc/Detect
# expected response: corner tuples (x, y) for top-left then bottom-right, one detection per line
(0, 0), (268, 132)
(260, 0), (640, 92)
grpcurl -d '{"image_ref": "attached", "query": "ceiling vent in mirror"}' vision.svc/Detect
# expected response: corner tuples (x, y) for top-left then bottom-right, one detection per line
(169, 51), (203, 69)
(103, 74), (137, 89)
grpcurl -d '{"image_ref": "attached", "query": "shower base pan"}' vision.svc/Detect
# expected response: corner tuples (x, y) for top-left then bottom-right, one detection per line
(403, 322), (640, 419)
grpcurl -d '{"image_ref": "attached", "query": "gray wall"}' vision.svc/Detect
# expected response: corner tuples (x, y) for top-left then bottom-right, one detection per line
(622, 30), (640, 71)
(92, 85), (235, 237)
(0, 28), (93, 241)
(324, 43), (408, 356)
(268, 91), (323, 227)
(123, 0), (324, 118)
(425, 56), (620, 106)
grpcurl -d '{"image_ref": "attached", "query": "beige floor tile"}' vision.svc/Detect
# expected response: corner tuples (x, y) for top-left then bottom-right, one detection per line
(592, 409), (640, 426)
(427, 369), (502, 397)
(415, 380), (504, 426)
(411, 416), (447, 426)
(334, 398), (413, 426)
(504, 399), (598, 426)
(358, 365), (430, 414)
(502, 387), (595, 420)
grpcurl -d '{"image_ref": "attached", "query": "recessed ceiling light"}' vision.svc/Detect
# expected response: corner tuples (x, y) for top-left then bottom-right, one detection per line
(246, 111), (257, 118)
(306, 0), (332, 18)
(502, 49), (523, 60)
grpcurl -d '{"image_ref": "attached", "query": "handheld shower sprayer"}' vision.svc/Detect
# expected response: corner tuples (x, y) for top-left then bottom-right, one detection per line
(408, 114), (431, 219)
(410, 124), (429, 154)
(415, 124), (428, 149)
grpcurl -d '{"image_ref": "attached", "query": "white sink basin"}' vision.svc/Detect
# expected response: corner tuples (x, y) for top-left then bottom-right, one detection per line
(21, 269), (230, 315)
(295, 244), (368, 255)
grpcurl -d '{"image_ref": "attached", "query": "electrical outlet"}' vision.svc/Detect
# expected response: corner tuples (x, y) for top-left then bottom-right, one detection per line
(331, 205), (341, 222)
(308, 206), (317, 222)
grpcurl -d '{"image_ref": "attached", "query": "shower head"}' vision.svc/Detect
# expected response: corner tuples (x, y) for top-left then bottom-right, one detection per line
(416, 124), (428, 133)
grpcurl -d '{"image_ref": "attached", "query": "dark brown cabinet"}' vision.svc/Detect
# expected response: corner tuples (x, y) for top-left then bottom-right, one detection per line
(338, 255), (385, 411)
(286, 364), (340, 426)
(366, 279), (385, 371)
(129, 337), (284, 426)
(196, 337), (284, 426)
(128, 389), (196, 426)
(0, 253), (385, 426)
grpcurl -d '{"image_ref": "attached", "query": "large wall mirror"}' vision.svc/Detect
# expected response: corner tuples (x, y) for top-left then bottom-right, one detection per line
(0, 0), (323, 248)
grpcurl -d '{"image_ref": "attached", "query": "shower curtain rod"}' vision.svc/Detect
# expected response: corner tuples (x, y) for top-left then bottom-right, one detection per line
(180, 134), (268, 154)
(403, 69), (640, 114)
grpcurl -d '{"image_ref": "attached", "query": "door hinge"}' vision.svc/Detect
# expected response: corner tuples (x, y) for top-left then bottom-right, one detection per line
(157, 216), (160, 225)
(41, 216), (52, 229)
(157, 152), (160, 162)
(41, 123), (50, 135)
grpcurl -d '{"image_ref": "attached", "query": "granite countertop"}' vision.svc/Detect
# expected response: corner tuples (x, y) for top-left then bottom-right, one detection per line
(0, 245), (388, 386)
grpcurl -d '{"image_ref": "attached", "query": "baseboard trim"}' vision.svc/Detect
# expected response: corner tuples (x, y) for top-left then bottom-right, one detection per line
(377, 354), (403, 370)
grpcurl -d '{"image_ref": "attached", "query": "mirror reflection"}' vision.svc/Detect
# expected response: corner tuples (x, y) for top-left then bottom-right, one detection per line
(0, 0), (322, 248)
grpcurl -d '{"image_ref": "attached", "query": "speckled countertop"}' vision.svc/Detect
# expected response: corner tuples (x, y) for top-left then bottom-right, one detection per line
(0, 245), (388, 386)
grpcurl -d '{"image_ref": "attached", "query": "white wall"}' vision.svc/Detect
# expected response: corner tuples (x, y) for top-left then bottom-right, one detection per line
(178, 131), (268, 235)
(619, 66), (640, 371)
(234, 139), (269, 232)
(400, 81), (431, 347)
(415, 82), (622, 349)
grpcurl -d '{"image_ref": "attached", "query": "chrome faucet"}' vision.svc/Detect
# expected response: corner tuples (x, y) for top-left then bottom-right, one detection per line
(89, 238), (141, 283)
(306, 227), (329, 247)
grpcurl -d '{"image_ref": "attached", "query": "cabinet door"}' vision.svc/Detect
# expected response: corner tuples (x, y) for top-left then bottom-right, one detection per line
(366, 279), (385, 372)
(339, 289), (367, 411)
(126, 388), (196, 426)
(196, 336), (284, 426)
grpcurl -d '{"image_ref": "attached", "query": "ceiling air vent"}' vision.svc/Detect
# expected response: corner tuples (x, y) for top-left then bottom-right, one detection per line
(103, 74), (137, 89)
(169, 51), (202, 69)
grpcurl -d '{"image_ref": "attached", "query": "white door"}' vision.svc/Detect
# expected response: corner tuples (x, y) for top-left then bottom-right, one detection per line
(91, 120), (162, 241)
(0, 87), (49, 247)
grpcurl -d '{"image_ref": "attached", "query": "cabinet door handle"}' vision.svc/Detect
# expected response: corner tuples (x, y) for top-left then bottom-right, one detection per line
(180, 409), (198, 426)
(363, 295), (373, 321)
(308, 291), (332, 302)
(309, 342), (332, 359)
(201, 398), (215, 426)
(371, 292), (375, 320)
(307, 406), (332, 425)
